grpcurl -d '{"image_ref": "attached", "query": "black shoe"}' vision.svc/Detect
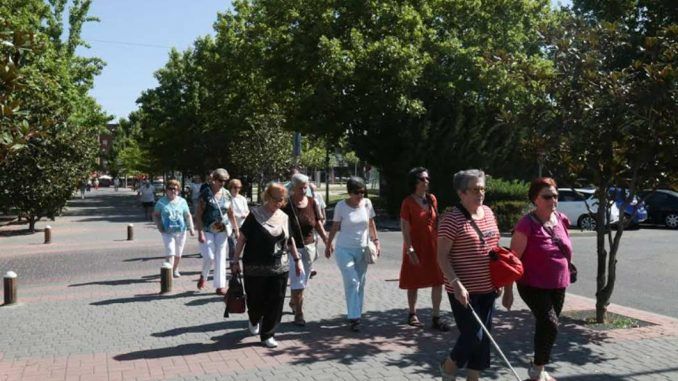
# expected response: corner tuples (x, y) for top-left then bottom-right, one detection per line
(349, 319), (361, 332)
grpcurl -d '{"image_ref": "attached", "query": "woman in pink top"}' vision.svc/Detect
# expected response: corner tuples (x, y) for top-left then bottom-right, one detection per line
(503, 177), (573, 381)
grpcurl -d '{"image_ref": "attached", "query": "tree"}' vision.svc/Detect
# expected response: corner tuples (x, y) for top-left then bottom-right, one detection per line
(0, 0), (108, 230)
(245, 0), (554, 213)
(530, 8), (677, 321)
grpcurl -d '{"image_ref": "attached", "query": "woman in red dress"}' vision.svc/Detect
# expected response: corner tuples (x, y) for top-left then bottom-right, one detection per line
(399, 167), (450, 330)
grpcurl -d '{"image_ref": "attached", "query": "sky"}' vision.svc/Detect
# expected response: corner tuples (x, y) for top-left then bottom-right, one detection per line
(77, 0), (232, 121)
(77, 0), (571, 121)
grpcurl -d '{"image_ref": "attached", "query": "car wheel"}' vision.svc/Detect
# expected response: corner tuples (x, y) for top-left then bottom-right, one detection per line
(578, 214), (597, 231)
(665, 213), (678, 229)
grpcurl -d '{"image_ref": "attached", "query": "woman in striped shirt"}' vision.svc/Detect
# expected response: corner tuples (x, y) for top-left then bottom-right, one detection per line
(437, 169), (500, 381)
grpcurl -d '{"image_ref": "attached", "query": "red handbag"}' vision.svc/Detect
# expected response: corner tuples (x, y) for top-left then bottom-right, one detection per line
(488, 246), (524, 288)
(456, 204), (523, 289)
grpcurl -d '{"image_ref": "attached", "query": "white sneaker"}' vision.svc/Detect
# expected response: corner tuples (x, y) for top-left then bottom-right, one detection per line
(262, 337), (278, 348)
(248, 321), (260, 335)
(173, 270), (181, 278)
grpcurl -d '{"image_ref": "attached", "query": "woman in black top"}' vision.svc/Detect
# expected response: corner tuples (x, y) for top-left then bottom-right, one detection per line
(232, 183), (302, 348)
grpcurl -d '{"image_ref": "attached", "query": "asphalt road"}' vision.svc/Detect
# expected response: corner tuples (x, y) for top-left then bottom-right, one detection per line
(2, 188), (677, 319)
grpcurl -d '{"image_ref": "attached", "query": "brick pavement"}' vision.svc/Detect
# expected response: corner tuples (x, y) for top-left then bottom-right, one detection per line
(1, 189), (678, 380)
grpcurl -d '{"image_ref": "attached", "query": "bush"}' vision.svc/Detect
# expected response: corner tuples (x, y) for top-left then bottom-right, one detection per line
(492, 200), (530, 233)
(485, 178), (530, 232)
(485, 177), (529, 204)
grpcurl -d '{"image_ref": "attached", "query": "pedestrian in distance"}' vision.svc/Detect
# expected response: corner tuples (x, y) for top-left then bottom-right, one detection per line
(399, 167), (450, 331)
(231, 182), (303, 348)
(437, 169), (500, 381)
(138, 180), (156, 221)
(189, 175), (204, 212)
(282, 174), (328, 326)
(503, 177), (573, 381)
(194, 168), (239, 295)
(93, 177), (99, 190)
(113, 177), (120, 191)
(153, 179), (195, 278)
(325, 177), (381, 332)
(79, 181), (86, 199)
(227, 178), (250, 262)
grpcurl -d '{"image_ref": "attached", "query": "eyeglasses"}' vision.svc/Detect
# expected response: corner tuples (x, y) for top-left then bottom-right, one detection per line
(467, 186), (486, 194)
(167, 187), (179, 191)
(540, 194), (558, 200)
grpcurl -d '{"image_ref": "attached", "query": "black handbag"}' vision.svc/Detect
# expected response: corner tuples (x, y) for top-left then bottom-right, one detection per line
(223, 274), (246, 318)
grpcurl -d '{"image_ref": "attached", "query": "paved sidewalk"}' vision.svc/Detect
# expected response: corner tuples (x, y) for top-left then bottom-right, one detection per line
(1, 189), (678, 380)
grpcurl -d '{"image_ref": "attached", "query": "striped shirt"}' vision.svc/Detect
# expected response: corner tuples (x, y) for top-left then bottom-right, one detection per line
(438, 205), (499, 294)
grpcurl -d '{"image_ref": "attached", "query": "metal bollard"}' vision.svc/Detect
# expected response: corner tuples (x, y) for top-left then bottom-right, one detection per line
(160, 262), (173, 294)
(127, 224), (134, 241)
(4, 271), (17, 305)
(44, 225), (52, 244)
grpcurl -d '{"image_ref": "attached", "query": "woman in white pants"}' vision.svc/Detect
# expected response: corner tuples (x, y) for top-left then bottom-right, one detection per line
(195, 168), (239, 294)
(153, 179), (195, 277)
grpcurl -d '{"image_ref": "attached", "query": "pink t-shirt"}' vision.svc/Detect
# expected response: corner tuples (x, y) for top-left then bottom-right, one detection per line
(515, 212), (573, 289)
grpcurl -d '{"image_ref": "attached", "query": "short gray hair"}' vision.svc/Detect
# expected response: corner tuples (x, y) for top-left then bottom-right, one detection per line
(212, 168), (229, 182)
(291, 173), (309, 188)
(453, 169), (485, 192)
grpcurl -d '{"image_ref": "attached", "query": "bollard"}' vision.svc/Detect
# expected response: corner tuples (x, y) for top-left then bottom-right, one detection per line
(127, 224), (134, 241)
(4, 271), (17, 305)
(160, 262), (173, 294)
(44, 225), (52, 244)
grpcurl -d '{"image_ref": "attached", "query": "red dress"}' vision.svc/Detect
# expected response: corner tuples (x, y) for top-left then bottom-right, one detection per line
(399, 194), (445, 289)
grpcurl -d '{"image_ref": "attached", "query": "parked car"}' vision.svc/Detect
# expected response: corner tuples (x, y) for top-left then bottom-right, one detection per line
(608, 187), (648, 228)
(557, 188), (620, 230)
(639, 189), (678, 229)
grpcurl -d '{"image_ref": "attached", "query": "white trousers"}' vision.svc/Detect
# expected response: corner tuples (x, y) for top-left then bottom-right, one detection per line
(161, 231), (187, 257)
(200, 231), (228, 289)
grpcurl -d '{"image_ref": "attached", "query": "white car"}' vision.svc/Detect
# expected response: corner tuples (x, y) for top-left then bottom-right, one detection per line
(557, 188), (620, 230)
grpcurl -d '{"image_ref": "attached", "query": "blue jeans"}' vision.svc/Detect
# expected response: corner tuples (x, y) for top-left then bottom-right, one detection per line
(448, 291), (496, 371)
(335, 246), (368, 320)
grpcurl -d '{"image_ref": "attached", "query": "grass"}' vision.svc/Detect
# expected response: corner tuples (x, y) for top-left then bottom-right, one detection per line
(561, 309), (654, 331)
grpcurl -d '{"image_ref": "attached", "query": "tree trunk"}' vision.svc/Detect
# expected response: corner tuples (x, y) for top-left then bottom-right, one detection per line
(28, 215), (37, 233)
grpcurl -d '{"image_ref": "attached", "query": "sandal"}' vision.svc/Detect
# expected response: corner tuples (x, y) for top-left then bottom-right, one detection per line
(432, 316), (451, 332)
(407, 313), (424, 327)
(293, 314), (306, 327)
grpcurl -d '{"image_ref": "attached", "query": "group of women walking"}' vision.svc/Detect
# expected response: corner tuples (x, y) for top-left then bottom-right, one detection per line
(151, 166), (573, 381)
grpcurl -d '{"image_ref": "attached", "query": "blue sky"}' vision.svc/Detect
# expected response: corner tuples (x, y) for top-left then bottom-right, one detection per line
(78, 0), (571, 121)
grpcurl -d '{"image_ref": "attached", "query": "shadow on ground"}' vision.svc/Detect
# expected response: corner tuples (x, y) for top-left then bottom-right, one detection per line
(113, 307), (621, 379)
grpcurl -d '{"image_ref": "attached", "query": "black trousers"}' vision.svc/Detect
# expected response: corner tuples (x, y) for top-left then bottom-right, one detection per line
(517, 284), (566, 366)
(244, 272), (288, 341)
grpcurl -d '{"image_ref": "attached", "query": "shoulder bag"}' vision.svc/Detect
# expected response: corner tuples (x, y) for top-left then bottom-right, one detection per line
(456, 204), (523, 288)
(361, 200), (378, 264)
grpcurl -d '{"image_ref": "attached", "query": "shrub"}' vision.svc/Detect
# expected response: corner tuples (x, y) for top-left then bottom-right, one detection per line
(492, 200), (530, 232)
(485, 177), (529, 204)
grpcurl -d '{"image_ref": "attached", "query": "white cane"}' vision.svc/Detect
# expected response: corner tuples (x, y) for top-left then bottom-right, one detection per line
(468, 304), (522, 381)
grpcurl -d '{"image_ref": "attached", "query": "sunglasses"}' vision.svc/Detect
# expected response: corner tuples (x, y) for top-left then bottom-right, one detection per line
(167, 187), (179, 191)
(271, 196), (284, 203)
(214, 178), (226, 183)
(540, 194), (558, 200)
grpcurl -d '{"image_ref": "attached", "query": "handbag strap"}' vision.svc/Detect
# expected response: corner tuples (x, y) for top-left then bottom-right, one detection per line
(288, 196), (305, 245)
(456, 203), (486, 245)
(528, 212), (571, 263)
